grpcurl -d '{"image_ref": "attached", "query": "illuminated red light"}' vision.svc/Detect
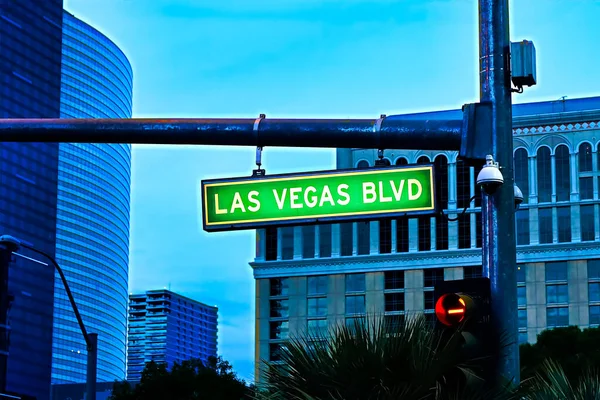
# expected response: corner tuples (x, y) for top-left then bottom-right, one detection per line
(435, 293), (469, 326)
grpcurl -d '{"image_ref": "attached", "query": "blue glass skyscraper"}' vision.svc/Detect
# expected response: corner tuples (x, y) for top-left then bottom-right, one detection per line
(52, 11), (133, 383)
(0, 1), (64, 398)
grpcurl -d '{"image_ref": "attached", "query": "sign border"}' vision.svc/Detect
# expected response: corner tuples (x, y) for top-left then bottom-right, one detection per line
(201, 164), (437, 232)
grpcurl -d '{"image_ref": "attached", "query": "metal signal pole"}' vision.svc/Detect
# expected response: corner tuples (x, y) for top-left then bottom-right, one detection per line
(479, 0), (519, 384)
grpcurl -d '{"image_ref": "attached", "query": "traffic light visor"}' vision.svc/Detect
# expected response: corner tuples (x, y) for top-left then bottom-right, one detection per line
(435, 293), (471, 327)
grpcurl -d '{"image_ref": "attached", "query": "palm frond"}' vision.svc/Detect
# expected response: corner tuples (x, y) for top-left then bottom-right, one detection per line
(260, 313), (515, 400)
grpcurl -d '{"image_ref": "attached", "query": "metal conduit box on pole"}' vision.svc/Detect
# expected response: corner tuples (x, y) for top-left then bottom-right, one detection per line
(510, 40), (537, 88)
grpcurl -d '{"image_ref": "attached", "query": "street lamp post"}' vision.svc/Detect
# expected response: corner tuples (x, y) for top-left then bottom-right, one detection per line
(0, 235), (97, 400)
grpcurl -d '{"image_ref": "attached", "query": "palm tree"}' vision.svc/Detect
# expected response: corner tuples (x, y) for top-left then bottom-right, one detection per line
(524, 358), (600, 400)
(258, 314), (524, 400)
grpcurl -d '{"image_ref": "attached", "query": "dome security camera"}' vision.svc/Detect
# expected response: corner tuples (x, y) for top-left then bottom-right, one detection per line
(476, 155), (504, 194)
(514, 184), (524, 210)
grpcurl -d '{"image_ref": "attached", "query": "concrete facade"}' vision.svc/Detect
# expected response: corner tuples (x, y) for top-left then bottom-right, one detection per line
(250, 96), (600, 383)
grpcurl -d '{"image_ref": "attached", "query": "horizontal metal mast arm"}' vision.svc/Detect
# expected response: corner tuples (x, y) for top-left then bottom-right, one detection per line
(0, 117), (463, 150)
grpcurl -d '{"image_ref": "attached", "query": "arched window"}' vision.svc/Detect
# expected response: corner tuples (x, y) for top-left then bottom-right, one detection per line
(434, 155), (448, 250)
(395, 157), (408, 166)
(357, 160), (369, 169)
(580, 142), (595, 241)
(417, 156), (431, 251)
(456, 160), (471, 249)
(514, 148), (529, 204)
(395, 157), (409, 252)
(579, 143), (593, 200)
(536, 147), (552, 203)
(555, 145), (570, 202)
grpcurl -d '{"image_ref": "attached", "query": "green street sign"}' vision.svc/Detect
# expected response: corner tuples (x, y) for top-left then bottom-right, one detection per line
(201, 165), (436, 232)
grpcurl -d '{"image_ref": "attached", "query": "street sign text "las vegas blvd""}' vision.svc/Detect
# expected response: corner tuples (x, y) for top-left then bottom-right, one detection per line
(201, 165), (436, 232)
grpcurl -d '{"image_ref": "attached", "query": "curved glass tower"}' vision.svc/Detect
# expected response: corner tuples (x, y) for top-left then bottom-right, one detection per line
(52, 11), (133, 383)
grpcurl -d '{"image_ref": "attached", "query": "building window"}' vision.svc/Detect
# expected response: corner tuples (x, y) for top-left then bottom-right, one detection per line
(281, 227), (294, 260)
(346, 295), (366, 315)
(396, 218), (409, 252)
(514, 148), (529, 204)
(458, 213), (471, 249)
(557, 206), (571, 243)
(319, 224), (332, 258)
(589, 260), (600, 280)
(308, 298), (327, 317)
(395, 157), (408, 166)
(270, 300), (289, 318)
(517, 286), (527, 307)
(518, 331), (528, 344)
(518, 309), (527, 329)
(581, 205), (595, 241)
(340, 222), (353, 256)
(516, 209), (530, 245)
(357, 221), (370, 255)
(417, 156), (431, 252)
(435, 155), (449, 250)
(265, 227), (277, 261)
(538, 207), (553, 244)
(517, 264), (526, 284)
(307, 319), (328, 337)
(546, 307), (569, 327)
(385, 293), (405, 312)
(546, 284), (568, 304)
(464, 266), (482, 279)
(579, 143), (594, 200)
(418, 216), (431, 251)
(346, 273), (366, 293)
(384, 271), (404, 290)
(302, 226), (315, 258)
(436, 216), (449, 250)
(269, 343), (286, 362)
(456, 160), (471, 210)
(270, 321), (289, 340)
(555, 145), (570, 202)
(589, 283), (600, 302)
(546, 261), (568, 281)
(424, 268), (444, 288)
(385, 314), (405, 330)
(424, 290), (435, 310)
(307, 276), (328, 296)
(379, 219), (392, 254)
(270, 278), (289, 297)
(590, 305), (600, 326)
(537, 147), (552, 203)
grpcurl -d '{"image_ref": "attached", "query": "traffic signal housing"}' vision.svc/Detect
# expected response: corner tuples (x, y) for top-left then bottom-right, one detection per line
(433, 277), (492, 356)
(434, 277), (491, 329)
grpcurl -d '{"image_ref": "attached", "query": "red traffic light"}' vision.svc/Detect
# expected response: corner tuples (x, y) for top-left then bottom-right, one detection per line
(435, 293), (473, 327)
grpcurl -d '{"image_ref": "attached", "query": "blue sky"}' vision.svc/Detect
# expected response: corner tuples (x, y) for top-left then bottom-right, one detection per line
(64, 0), (599, 381)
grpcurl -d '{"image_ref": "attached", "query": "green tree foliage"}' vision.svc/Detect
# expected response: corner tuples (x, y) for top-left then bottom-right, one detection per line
(110, 356), (253, 400)
(258, 315), (524, 400)
(524, 359), (600, 400)
(520, 326), (600, 384)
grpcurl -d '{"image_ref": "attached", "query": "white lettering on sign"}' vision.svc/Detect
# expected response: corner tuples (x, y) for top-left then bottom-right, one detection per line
(319, 185), (335, 207)
(337, 184), (350, 205)
(390, 180), (405, 201)
(305, 186), (317, 208)
(248, 190), (260, 212)
(215, 194), (228, 214)
(362, 179), (423, 204)
(362, 182), (376, 204)
(408, 179), (422, 200)
(290, 187), (303, 209)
